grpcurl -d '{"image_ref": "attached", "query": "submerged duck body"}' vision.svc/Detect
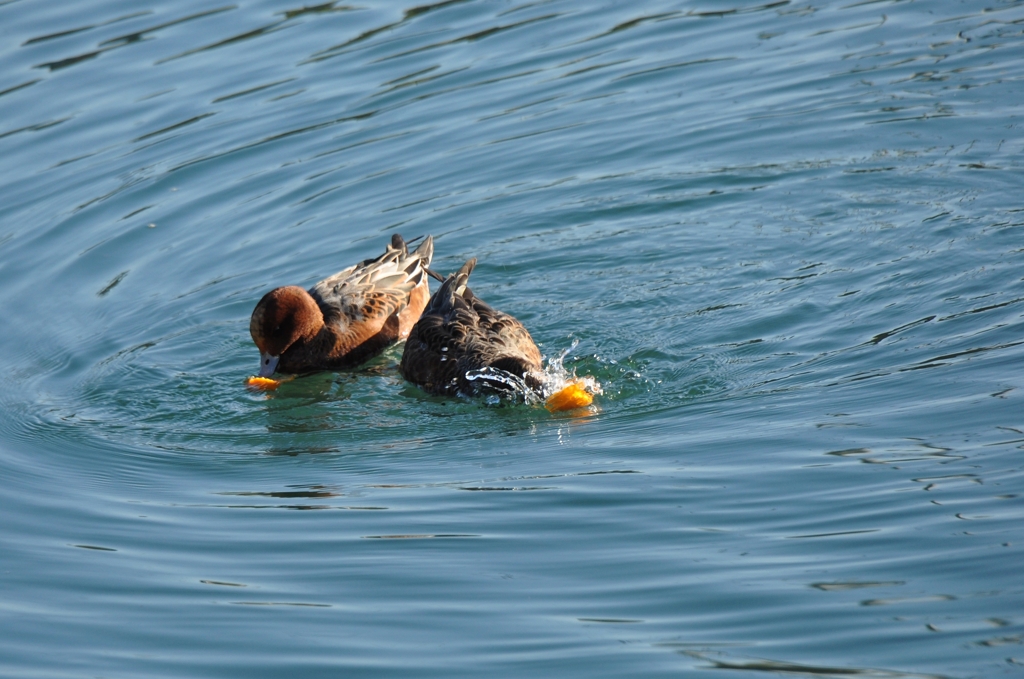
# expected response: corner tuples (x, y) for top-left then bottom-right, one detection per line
(250, 234), (433, 376)
(400, 258), (542, 396)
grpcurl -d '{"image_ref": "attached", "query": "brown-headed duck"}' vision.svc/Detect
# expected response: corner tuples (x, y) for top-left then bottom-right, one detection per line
(400, 258), (543, 396)
(250, 234), (433, 377)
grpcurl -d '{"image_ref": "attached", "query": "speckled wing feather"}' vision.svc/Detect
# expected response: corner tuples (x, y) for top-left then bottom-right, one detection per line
(463, 293), (542, 373)
(309, 235), (431, 354)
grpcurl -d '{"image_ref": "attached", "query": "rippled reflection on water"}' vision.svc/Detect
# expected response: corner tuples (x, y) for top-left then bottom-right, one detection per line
(1, 0), (1023, 677)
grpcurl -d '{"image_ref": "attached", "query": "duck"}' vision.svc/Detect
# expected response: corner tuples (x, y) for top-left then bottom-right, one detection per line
(250, 234), (433, 377)
(400, 258), (543, 396)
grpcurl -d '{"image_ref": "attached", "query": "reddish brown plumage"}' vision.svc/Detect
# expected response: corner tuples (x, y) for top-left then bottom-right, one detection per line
(250, 234), (433, 375)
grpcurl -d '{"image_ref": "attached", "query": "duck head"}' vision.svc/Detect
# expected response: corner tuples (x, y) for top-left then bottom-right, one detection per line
(249, 286), (323, 377)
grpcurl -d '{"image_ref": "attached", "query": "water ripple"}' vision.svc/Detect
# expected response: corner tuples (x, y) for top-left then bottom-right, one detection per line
(1, 0), (1023, 676)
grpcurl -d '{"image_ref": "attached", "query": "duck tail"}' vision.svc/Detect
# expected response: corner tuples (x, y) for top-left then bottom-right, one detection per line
(411, 234), (434, 267)
(388, 234), (435, 288)
(390, 233), (407, 253)
(428, 258), (476, 314)
(453, 258), (475, 296)
(393, 234), (434, 273)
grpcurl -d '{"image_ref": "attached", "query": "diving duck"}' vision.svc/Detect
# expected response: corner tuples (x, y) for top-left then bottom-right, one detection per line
(250, 234), (433, 376)
(400, 258), (543, 396)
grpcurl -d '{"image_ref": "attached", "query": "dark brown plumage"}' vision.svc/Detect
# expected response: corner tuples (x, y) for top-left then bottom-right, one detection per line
(400, 258), (543, 396)
(250, 234), (433, 376)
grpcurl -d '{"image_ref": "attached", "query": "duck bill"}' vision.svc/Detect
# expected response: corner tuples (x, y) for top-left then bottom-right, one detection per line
(258, 353), (280, 378)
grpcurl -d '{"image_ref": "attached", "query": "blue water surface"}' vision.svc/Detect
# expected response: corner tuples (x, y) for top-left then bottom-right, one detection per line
(1, 0), (1023, 676)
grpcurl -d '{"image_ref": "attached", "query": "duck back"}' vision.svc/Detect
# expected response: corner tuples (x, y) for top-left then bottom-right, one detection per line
(400, 259), (542, 396)
(251, 234), (433, 375)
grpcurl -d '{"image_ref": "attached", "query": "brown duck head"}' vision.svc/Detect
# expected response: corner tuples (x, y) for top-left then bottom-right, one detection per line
(249, 286), (323, 376)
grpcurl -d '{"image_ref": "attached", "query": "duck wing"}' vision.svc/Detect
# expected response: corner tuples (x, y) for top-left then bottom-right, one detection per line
(310, 234), (433, 355)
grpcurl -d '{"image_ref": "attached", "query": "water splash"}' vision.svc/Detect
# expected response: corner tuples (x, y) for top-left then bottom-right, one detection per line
(464, 366), (541, 405)
(537, 338), (604, 400)
(464, 338), (603, 408)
